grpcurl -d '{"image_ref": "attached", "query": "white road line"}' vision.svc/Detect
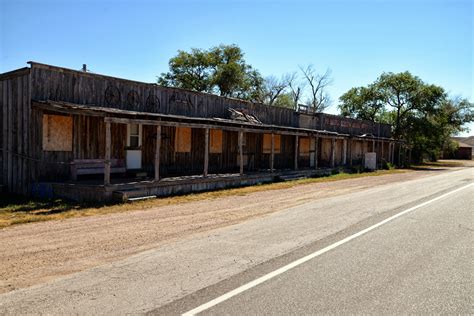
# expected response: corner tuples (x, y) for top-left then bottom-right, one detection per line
(182, 182), (474, 316)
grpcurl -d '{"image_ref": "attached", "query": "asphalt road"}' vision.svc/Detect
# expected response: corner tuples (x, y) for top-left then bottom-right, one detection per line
(0, 167), (472, 315)
(187, 179), (474, 315)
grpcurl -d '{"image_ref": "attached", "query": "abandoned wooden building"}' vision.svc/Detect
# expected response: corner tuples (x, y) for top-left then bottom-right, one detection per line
(0, 62), (407, 202)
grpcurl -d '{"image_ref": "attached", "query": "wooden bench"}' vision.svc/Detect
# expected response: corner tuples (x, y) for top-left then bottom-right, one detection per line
(70, 159), (126, 181)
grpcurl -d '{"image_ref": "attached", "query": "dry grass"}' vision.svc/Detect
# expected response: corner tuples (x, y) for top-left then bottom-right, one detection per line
(0, 169), (409, 229)
(412, 159), (471, 169)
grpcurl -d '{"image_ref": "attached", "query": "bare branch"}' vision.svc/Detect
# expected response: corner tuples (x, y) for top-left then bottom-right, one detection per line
(299, 65), (333, 112)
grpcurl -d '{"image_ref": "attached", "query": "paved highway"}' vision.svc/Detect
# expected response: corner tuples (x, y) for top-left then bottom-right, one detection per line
(180, 180), (473, 315)
(0, 168), (472, 314)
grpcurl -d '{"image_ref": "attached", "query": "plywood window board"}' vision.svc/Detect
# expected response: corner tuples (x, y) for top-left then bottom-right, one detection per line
(210, 129), (223, 154)
(42, 114), (73, 151)
(262, 134), (281, 154)
(175, 127), (192, 153)
(299, 137), (310, 156)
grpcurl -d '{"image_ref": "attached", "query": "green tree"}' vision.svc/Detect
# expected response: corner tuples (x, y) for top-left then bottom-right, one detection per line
(273, 93), (294, 109)
(157, 48), (214, 92)
(338, 71), (473, 162)
(339, 85), (387, 122)
(158, 44), (263, 99)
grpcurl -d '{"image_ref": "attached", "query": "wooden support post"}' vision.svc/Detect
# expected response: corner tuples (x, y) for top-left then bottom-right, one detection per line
(155, 125), (161, 180)
(270, 133), (275, 172)
(331, 138), (336, 168)
(388, 142), (391, 164)
(380, 141), (384, 167)
(362, 140), (367, 167)
(349, 139), (353, 167)
(294, 135), (299, 170)
(204, 128), (209, 177)
(373, 139), (378, 168)
(314, 136), (319, 169)
(239, 130), (244, 176)
(391, 143), (395, 163)
(104, 121), (111, 186)
(398, 144), (402, 167)
(343, 139), (347, 165)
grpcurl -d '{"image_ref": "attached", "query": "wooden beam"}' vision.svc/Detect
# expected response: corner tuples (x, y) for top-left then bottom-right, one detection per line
(398, 144), (402, 167)
(155, 125), (161, 180)
(104, 121), (111, 185)
(239, 130), (244, 176)
(314, 136), (319, 169)
(270, 133), (275, 172)
(343, 139), (347, 165)
(349, 139), (353, 167)
(381, 141), (385, 167)
(387, 142), (391, 164)
(294, 135), (299, 170)
(204, 128), (209, 177)
(331, 138), (336, 168)
(103, 116), (311, 137)
(392, 143), (395, 163)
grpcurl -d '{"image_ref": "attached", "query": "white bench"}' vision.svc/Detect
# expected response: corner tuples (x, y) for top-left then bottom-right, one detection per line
(70, 159), (126, 181)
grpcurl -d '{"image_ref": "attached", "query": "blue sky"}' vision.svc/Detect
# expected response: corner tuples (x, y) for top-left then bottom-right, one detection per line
(1, 0), (472, 134)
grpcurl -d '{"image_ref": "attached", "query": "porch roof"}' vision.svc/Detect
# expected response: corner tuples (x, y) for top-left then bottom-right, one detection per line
(32, 100), (395, 141)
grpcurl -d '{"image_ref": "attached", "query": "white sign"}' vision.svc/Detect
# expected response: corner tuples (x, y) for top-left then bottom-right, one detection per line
(365, 152), (377, 170)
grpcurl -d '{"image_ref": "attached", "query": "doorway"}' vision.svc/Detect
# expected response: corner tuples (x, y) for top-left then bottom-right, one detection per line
(126, 123), (142, 169)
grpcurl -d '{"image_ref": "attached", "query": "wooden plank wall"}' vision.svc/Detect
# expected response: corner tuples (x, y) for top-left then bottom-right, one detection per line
(142, 129), (295, 176)
(29, 64), (391, 138)
(299, 113), (392, 138)
(0, 72), (31, 194)
(319, 138), (333, 167)
(30, 65), (298, 128)
(30, 112), (127, 181)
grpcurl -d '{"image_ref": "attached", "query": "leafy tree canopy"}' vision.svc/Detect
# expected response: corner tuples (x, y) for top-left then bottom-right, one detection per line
(158, 44), (263, 99)
(338, 71), (473, 162)
(158, 45), (332, 111)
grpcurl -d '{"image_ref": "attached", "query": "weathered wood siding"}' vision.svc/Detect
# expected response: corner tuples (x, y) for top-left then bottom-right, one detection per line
(0, 70), (31, 194)
(29, 63), (391, 138)
(299, 113), (391, 138)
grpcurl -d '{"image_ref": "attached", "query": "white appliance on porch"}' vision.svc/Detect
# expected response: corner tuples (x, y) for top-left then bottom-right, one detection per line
(126, 124), (142, 169)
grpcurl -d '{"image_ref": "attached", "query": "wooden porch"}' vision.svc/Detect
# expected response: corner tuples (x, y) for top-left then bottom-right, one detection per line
(28, 101), (400, 202)
(35, 168), (338, 202)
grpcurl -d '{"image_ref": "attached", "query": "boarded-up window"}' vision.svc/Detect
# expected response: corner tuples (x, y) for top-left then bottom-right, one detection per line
(262, 134), (281, 154)
(210, 129), (223, 154)
(299, 137), (310, 156)
(175, 127), (192, 153)
(42, 114), (73, 151)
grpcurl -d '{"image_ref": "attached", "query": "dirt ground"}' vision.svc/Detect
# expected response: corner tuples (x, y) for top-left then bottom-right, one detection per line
(0, 166), (467, 294)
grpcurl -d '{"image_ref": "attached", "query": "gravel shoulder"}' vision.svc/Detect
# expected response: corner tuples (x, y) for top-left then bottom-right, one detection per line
(0, 168), (460, 293)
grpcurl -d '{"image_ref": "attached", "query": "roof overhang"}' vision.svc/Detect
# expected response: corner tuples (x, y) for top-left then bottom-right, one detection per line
(32, 100), (397, 141)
